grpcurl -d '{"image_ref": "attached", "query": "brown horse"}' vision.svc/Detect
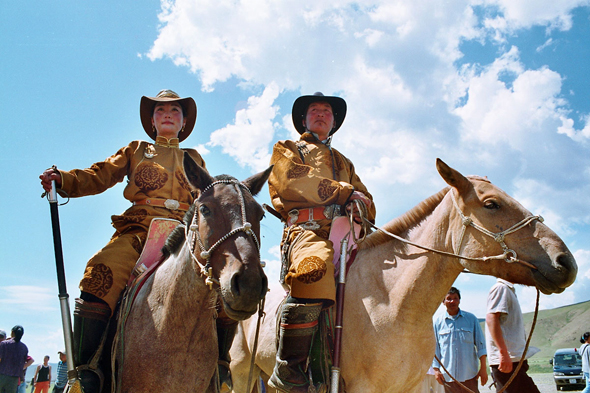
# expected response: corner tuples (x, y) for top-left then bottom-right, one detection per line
(116, 153), (271, 393)
(230, 159), (577, 393)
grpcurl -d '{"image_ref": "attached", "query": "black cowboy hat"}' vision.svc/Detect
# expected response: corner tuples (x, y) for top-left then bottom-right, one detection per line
(140, 89), (197, 142)
(292, 92), (347, 135)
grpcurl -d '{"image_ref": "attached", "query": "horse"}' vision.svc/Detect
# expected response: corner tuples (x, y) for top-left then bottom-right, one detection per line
(116, 153), (272, 393)
(229, 158), (578, 393)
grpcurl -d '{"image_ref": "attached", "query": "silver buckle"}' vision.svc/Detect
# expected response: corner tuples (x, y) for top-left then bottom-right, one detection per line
(164, 199), (180, 210)
(324, 204), (341, 220)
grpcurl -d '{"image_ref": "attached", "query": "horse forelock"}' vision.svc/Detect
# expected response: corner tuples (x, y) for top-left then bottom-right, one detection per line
(360, 187), (450, 250)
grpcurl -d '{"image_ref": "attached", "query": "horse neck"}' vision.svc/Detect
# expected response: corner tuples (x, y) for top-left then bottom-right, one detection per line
(150, 244), (216, 327)
(352, 191), (465, 329)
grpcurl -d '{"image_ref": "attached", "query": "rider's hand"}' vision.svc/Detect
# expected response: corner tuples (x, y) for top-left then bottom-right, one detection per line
(346, 191), (370, 223)
(39, 168), (62, 193)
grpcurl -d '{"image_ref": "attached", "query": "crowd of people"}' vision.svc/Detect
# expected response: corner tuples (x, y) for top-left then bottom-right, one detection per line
(0, 327), (67, 393)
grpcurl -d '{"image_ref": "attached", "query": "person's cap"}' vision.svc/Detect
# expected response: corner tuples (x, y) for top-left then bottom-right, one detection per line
(140, 89), (197, 142)
(291, 92), (347, 136)
(57, 350), (66, 355)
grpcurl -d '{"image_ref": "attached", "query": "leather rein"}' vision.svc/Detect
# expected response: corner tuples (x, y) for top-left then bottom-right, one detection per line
(365, 191), (544, 270)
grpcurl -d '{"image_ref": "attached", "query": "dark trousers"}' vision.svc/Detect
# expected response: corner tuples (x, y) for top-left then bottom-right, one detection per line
(444, 376), (479, 393)
(490, 360), (540, 393)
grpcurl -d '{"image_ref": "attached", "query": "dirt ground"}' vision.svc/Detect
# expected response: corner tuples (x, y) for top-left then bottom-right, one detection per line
(481, 373), (585, 393)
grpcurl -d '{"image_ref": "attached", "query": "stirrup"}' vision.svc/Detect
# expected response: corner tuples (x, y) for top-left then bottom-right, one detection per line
(76, 364), (104, 393)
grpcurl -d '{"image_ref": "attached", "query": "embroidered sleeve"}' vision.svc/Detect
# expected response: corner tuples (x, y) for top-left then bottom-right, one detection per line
(59, 141), (138, 197)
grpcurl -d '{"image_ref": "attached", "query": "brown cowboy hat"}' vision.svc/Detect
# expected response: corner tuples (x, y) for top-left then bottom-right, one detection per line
(140, 89), (197, 142)
(292, 92), (347, 135)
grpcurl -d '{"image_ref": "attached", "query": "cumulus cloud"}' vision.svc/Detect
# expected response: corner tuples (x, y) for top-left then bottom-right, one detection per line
(148, 0), (590, 309)
(207, 83), (280, 172)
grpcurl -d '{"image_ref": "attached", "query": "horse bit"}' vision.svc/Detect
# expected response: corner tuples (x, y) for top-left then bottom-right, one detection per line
(367, 191), (543, 269)
(184, 179), (261, 289)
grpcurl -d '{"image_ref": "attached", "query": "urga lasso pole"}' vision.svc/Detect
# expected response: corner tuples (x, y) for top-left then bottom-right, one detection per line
(47, 180), (83, 393)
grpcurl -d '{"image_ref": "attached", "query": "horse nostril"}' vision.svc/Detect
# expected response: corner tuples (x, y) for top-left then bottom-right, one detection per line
(231, 272), (241, 296)
(554, 252), (577, 274)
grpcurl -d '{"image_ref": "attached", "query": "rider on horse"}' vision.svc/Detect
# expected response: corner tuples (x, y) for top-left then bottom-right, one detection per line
(39, 90), (237, 392)
(267, 92), (376, 392)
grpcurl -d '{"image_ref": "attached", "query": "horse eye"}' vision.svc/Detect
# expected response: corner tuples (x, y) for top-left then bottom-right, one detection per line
(484, 200), (500, 210)
(199, 205), (211, 216)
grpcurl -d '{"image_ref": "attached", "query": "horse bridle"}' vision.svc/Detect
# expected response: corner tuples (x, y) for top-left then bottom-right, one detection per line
(450, 192), (543, 269)
(185, 179), (261, 289)
(365, 191), (543, 269)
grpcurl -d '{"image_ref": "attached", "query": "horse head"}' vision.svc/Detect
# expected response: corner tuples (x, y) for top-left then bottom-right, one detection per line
(437, 158), (577, 294)
(181, 153), (271, 320)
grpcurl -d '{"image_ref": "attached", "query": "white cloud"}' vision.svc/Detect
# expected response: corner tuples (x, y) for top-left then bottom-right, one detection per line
(207, 83), (280, 172)
(149, 0), (590, 310)
(1, 286), (56, 312)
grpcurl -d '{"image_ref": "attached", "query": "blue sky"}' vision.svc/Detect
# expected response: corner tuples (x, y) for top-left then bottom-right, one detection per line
(1, 0), (589, 365)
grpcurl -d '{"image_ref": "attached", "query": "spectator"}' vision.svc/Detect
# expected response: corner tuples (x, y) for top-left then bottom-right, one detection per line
(432, 287), (487, 393)
(17, 355), (34, 393)
(485, 279), (540, 392)
(0, 325), (28, 393)
(32, 356), (51, 393)
(0, 331), (6, 342)
(580, 332), (590, 393)
(52, 351), (67, 393)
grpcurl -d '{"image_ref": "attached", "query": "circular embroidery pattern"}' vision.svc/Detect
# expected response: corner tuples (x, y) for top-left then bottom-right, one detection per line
(122, 209), (148, 224)
(176, 170), (192, 193)
(317, 179), (338, 201)
(287, 163), (311, 179)
(131, 233), (147, 254)
(295, 256), (327, 284)
(80, 264), (113, 298)
(134, 162), (168, 192)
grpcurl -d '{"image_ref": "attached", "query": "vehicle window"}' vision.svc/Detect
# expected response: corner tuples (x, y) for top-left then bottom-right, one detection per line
(555, 354), (582, 367)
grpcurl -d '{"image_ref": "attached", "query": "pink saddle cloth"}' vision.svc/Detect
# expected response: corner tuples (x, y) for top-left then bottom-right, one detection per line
(126, 218), (182, 287)
(329, 216), (361, 277)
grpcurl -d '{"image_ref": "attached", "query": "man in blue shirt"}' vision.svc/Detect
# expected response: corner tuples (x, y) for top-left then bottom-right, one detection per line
(432, 287), (488, 393)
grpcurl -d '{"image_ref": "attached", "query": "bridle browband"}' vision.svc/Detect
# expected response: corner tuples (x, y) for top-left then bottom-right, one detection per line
(365, 190), (543, 270)
(184, 179), (261, 289)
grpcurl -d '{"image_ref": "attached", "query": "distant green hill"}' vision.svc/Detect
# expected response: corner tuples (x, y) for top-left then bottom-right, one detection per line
(523, 299), (590, 373)
(480, 299), (590, 373)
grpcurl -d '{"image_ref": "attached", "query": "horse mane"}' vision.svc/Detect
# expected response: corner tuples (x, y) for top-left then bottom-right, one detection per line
(162, 174), (238, 258)
(359, 187), (450, 250)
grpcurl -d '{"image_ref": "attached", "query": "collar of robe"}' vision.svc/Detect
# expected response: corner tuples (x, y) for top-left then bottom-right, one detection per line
(155, 136), (180, 148)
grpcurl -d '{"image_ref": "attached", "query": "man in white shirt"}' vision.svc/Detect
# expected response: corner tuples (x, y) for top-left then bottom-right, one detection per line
(485, 279), (540, 392)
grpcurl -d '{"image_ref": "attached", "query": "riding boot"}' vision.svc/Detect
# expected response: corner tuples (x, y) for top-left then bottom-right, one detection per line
(216, 316), (238, 392)
(73, 296), (111, 393)
(268, 302), (323, 393)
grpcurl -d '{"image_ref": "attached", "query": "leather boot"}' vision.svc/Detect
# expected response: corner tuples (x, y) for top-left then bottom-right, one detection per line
(217, 316), (238, 392)
(73, 297), (110, 393)
(268, 302), (323, 393)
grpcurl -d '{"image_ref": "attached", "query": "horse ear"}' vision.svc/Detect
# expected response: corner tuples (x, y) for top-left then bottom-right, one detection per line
(242, 165), (273, 196)
(436, 158), (472, 195)
(183, 152), (214, 192)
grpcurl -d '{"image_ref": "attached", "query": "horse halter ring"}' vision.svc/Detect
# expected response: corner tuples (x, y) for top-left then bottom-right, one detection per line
(186, 179), (261, 290)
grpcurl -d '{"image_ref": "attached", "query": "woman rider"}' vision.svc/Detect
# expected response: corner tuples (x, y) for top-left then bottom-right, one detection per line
(39, 90), (235, 392)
